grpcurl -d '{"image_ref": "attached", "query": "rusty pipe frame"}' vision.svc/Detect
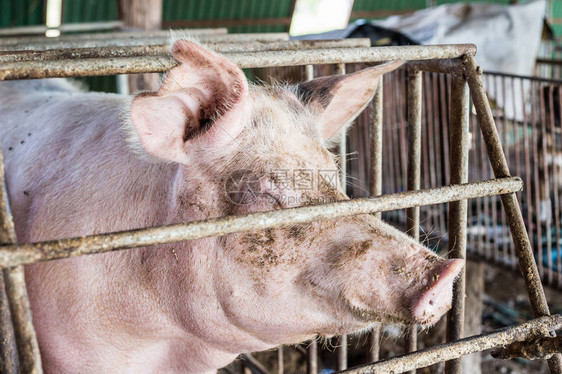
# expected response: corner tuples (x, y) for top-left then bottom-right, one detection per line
(0, 45), (477, 81)
(463, 54), (562, 374)
(0, 146), (42, 373)
(0, 29), (272, 45)
(0, 178), (522, 269)
(491, 336), (562, 360)
(304, 64), (318, 374)
(336, 62), (349, 373)
(444, 75), (470, 374)
(0, 21), (126, 36)
(337, 314), (562, 374)
(0, 39), (372, 63)
(368, 79), (384, 363)
(0, 32), (288, 51)
(404, 70), (423, 373)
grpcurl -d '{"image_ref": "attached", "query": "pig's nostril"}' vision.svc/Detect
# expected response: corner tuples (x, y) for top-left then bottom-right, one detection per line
(411, 258), (464, 325)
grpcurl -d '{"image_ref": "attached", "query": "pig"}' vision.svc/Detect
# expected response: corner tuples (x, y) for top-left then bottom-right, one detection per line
(0, 40), (463, 373)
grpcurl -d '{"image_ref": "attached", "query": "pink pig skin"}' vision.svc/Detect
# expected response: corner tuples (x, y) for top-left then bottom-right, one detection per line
(0, 41), (462, 373)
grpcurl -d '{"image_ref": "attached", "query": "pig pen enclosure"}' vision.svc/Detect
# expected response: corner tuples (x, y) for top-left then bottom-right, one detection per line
(0, 28), (561, 374)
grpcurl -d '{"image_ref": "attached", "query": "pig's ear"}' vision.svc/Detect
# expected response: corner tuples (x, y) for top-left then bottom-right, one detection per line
(296, 61), (404, 142)
(129, 40), (248, 163)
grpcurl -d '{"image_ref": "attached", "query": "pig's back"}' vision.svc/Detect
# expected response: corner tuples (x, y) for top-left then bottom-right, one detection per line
(0, 80), (174, 243)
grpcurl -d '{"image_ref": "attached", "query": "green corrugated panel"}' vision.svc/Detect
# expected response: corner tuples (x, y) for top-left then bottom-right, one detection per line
(0, 0), (44, 27)
(436, 0), (511, 4)
(353, 0), (426, 12)
(63, 0), (117, 23)
(162, 0), (293, 33)
(62, 0), (118, 92)
(552, 0), (562, 37)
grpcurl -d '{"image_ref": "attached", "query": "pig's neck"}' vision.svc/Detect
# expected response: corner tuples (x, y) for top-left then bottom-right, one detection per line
(74, 166), (278, 372)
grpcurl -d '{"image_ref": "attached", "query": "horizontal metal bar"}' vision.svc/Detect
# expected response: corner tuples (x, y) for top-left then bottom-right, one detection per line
(0, 32), (287, 51)
(0, 44), (477, 81)
(491, 336), (562, 360)
(338, 315), (562, 374)
(0, 39), (372, 63)
(536, 58), (562, 66)
(0, 28), (228, 45)
(0, 56), (177, 80)
(241, 354), (273, 374)
(224, 44), (475, 68)
(0, 177), (522, 268)
(404, 59), (462, 74)
(0, 21), (125, 36)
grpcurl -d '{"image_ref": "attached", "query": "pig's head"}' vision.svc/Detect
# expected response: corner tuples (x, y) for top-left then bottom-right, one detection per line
(128, 40), (464, 348)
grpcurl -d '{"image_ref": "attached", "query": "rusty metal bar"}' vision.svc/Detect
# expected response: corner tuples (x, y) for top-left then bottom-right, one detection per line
(0, 32), (286, 51)
(0, 146), (42, 373)
(463, 54), (562, 374)
(0, 178), (522, 269)
(0, 45), (477, 81)
(337, 63), (348, 194)
(241, 354), (273, 374)
(368, 79), (384, 363)
(277, 346), (284, 374)
(304, 64), (317, 374)
(445, 75), (470, 374)
(0, 39), (372, 63)
(337, 314), (562, 374)
(336, 62), (348, 372)
(404, 70), (422, 373)
(404, 59), (462, 75)
(307, 340), (317, 374)
(0, 28), (247, 44)
(491, 336), (562, 360)
(0, 21), (125, 36)
(0, 270), (18, 373)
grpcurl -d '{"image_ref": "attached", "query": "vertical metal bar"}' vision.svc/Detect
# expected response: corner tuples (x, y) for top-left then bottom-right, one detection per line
(481, 75), (492, 260)
(337, 64), (347, 193)
(539, 82), (551, 279)
(404, 70), (422, 373)
(547, 85), (557, 284)
(369, 79), (384, 363)
(464, 55), (562, 374)
(445, 75), (470, 374)
(532, 80), (543, 278)
(307, 340), (317, 374)
(305, 63), (318, 374)
(522, 77), (534, 269)
(557, 88), (562, 289)
(421, 73), (432, 235)
(278, 346), (284, 374)
(0, 271), (18, 374)
(491, 76), (500, 264)
(0, 144), (42, 373)
(511, 76), (521, 270)
(335, 62), (348, 372)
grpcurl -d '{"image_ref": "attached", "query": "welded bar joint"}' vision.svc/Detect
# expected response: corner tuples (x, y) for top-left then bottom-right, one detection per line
(492, 336), (562, 360)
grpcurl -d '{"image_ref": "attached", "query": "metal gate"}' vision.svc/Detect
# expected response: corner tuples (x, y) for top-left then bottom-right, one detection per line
(0, 29), (560, 374)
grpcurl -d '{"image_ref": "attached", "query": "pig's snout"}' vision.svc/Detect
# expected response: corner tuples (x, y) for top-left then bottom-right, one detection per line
(412, 258), (464, 325)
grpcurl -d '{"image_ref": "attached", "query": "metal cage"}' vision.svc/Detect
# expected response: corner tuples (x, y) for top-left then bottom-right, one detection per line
(0, 30), (560, 374)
